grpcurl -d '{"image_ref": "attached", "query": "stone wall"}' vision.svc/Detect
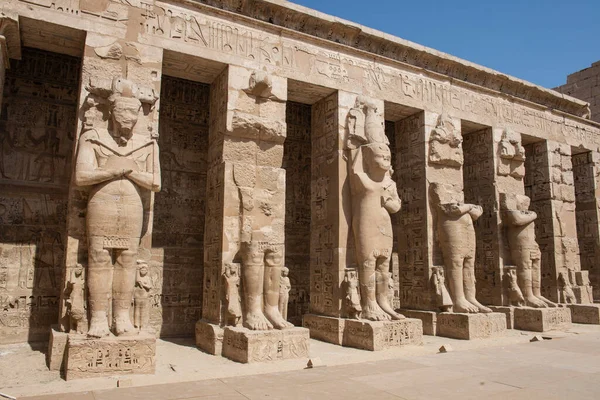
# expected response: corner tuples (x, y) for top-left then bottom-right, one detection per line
(0, 47), (80, 344)
(555, 61), (600, 123)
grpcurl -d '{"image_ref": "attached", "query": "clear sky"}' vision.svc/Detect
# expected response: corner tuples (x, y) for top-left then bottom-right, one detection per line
(290, 0), (600, 89)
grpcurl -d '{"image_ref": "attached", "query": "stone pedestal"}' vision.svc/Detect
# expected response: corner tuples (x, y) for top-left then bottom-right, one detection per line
(195, 320), (224, 356)
(568, 304), (600, 324)
(513, 307), (571, 332)
(489, 306), (516, 329)
(303, 314), (423, 351)
(65, 333), (156, 380)
(47, 326), (68, 371)
(221, 327), (310, 363)
(436, 313), (507, 340)
(399, 310), (438, 336)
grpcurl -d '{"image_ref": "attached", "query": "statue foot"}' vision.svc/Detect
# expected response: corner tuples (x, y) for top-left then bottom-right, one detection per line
(525, 296), (548, 308)
(88, 314), (111, 338)
(264, 307), (294, 330)
(377, 300), (405, 320)
(363, 302), (391, 321)
(114, 314), (137, 336)
(243, 311), (274, 330)
(536, 295), (557, 307)
(453, 299), (479, 313)
(466, 298), (493, 313)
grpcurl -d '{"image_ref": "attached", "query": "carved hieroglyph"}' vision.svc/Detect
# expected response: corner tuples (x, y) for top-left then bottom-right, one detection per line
(500, 193), (557, 308)
(430, 183), (491, 313)
(74, 77), (160, 338)
(347, 96), (403, 321)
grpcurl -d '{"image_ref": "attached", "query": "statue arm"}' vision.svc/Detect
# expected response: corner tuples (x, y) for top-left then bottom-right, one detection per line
(126, 141), (161, 192)
(439, 203), (472, 216)
(74, 134), (126, 186)
(350, 147), (369, 188)
(504, 210), (537, 226)
(382, 180), (402, 213)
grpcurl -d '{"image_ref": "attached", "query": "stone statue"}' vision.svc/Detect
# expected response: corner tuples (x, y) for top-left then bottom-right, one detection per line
(429, 114), (463, 167)
(498, 128), (526, 178)
(504, 267), (525, 307)
(558, 272), (576, 304)
(66, 263), (86, 334)
(133, 260), (152, 332)
(240, 241), (293, 330)
(501, 193), (557, 307)
(347, 96), (388, 148)
(349, 143), (403, 320)
(74, 77), (161, 337)
(431, 267), (452, 312)
(278, 267), (291, 321)
(344, 268), (362, 319)
(431, 183), (491, 313)
(223, 263), (242, 326)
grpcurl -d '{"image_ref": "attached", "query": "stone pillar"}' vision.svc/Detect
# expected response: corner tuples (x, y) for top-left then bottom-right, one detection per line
(303, 93), (423, 350)
(0, 12), (21, 116)
(397, 113), (506, 339)
(196, 66), (309, 362)
(524, 141), (579, 302)
(49, 32), (163, 379)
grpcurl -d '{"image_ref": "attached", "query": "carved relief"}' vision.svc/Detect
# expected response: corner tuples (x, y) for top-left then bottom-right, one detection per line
(430, 182), (491, 313)
(497, 128), (525, 178)
(74, 76), (161, 338)
(344, 268), (362, 319)
(558, 272), (576, 304)
(278, 267), (291, 321)
(503, 267), (525, 307)
(223, 263), (242, 326)
(66, 263), (86, 334)
(429, 114), (463, 168)
(133, 260), (152, 333)
(431, 266), (452, 312)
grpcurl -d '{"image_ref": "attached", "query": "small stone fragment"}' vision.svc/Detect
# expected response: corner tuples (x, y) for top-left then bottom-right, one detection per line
(117, 379), (133, 388)
(438, 344), (453, 353)
(306, 357), (325, 368)
(530, 335), (544, 342)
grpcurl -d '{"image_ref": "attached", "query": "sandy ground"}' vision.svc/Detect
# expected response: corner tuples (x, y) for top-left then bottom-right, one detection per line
(1, 324), (598, 398)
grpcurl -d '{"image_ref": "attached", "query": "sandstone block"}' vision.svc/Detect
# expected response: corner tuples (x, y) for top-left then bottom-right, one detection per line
(399, 309), (438, 336)
(195, 320), (224, 355)
(343, 319), (423, 351)
(489, 306), (516, 329)
(47, 326), (68, 371)
(436, 313), (507, 340)
(222, 326), (310, 363)
(303, 314), (345, 345)
(568, 304), (600, 324)
(65, 334), (155, 380)
(513, 307), (572, 332)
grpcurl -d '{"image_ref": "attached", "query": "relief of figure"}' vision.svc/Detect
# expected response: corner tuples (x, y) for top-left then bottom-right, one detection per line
(66, 263), (86, 334)
(278, 267), (291, 322)
(133, 260), (152, 332)
(223, 263), (242, 326)
(431, 267), (452, 312)
(429, 114), (463, 168)
(431, 183), (491, 313)
(349, 143), (403, 320)
(344, 268), (362, 320)
(504, 267), (525, 307)
(558, 272), (576, 304)
(501, 193), (557, 308)
(498, 128), (526, 178)
(74, 77), (161, 338)
(347, 96), (388, 148)
(240, 241), (293, 330)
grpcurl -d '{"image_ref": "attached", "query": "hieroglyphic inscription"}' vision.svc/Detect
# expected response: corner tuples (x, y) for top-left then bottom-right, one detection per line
(463, 129), (499, 305)
(153, 76), (208, 336)
(0, 48), (80, 344)
(395, 113), (429, 309)
(284, 102), (311, 325)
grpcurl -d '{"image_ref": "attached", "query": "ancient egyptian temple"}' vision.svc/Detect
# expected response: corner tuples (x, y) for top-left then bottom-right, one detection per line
(1, 0), (599, 379)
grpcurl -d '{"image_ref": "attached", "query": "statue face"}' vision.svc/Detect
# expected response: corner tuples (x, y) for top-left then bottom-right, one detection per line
(367, 144), (392, 172)
(516, 195), (530, 211)
(111, 97), (141, 137)
(139, 264), (148, 276)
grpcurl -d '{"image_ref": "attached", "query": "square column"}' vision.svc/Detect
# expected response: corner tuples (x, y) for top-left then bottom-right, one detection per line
(0, 12), (20, 117)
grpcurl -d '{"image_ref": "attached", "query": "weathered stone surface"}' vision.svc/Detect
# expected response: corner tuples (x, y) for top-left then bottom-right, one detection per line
(399, 310), (438, 336)
(568, 304), (600, 325)
(489, 306), (516, 330)
(65, 333), (156, 380)
(513, 307), (572, 332)
(436, 313), (507, 340)
(47, 326), (68, 371)
(195, 320), (224, 356)
(303, 314), (345, 345)
(221, 326), (309, 363)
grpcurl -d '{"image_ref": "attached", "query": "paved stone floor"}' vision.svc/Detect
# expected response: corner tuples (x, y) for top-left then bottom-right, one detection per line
(2, 325), (599, 400)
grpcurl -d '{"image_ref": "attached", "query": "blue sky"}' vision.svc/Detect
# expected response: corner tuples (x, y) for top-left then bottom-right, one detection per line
(291, 0), (599, 89)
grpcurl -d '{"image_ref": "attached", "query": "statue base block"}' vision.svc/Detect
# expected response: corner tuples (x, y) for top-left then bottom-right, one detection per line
(568, 304), (600, 324)
(222, 326), (310, 363)
(436, 313), (507, 340)
(399, 310), (438, 335)
(303, 314), (423, 351)
(47, 325), (68, 371)
(65, 333), (156, 380)
(195, 320), (224, 355)
(513, 307), (571, 332)
(489, 306), (516, 329)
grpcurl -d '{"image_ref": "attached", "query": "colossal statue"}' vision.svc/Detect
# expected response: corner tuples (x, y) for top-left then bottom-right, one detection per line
(431, 183), (491, 313)
(75, 77), (160, 338)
